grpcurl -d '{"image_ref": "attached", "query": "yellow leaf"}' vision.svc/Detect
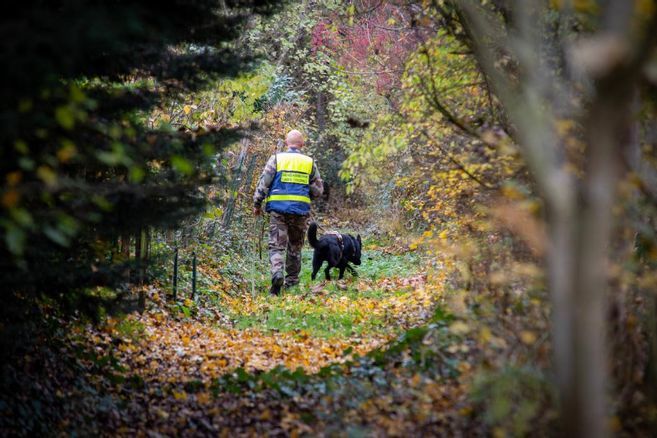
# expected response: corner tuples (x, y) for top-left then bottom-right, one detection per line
(2, 190), (20, 209)
(260, 409), (272, 420)
(479, 326), (492, 343)
(493, 427), (506, 438)
(183, 105), (191, 115)
(520, 331), (537, 344)
(173, 390), (187, 400)
(449, 321), (470, 335)
(36, 166), (58, 187)
(155, 408), (169, 419)
(459, 406), (473, 417)
(550, 0), (598, 13)
(555, 118), (575, 135)
(6, 171), (22, 186)
(196, 392), (211, 405)
(501, 184), (524, 200)
(57, 140), (77, 163)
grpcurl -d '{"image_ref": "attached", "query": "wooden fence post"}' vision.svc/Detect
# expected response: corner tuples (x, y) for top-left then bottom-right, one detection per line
(172, 247), (179, 301)
(192, 251), (197, 300)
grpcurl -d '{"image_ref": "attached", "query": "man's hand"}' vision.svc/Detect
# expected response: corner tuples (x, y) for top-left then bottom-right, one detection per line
(253, 206), (262, 216)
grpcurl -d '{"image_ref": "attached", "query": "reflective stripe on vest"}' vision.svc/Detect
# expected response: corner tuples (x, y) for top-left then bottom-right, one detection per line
(265, 152), (313, 214)
(265, 194), (311, 203)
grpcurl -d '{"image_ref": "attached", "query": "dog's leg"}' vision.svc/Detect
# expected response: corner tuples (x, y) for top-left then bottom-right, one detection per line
(345, 264), (358, 277)
(324, 265), (332, 281)
(311, 254), (321, 281)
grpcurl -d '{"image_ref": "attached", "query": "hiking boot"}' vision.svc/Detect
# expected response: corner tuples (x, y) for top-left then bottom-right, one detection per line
(284, 279), (299, 289)
(269, 271), (284, 296)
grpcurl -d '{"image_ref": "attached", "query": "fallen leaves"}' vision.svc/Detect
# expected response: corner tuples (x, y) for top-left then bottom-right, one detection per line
(5, 241), (477, 437)
(108, 312), (382, 388)
(221, 272), (440, 337)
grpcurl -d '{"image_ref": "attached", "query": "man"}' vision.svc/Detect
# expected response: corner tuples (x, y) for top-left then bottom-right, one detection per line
(253, 130), (323, 295)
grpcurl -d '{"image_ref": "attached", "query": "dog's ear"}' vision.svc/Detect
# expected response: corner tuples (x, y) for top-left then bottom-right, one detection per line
(357, 234), (361, 244)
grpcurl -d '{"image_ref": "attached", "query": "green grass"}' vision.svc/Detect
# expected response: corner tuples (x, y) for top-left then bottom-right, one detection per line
(235, 245), (421, 290)
(234, 305), (385, 338)
(115, 318), (145, 341)
(221, 245), (425, 339)
(354, 249), (421, 280)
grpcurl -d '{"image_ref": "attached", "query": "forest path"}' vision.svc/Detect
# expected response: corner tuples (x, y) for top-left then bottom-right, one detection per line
(82, 237), (453, 435)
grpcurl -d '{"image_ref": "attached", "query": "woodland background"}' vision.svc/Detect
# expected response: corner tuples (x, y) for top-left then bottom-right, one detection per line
(1, 0), (657, 436)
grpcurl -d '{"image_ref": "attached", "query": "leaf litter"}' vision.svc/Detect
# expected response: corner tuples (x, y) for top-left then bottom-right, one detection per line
(10, 244), (475, 436)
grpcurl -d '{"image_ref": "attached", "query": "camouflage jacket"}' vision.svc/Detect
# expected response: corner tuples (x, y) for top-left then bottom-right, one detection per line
(253, 147), (323, 208)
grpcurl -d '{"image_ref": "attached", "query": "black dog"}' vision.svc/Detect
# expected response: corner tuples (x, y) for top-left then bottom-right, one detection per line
(308, 222), (362, 280)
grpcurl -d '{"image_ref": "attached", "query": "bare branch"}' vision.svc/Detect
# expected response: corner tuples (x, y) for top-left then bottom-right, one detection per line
(453, 0), (571, 210)
(419, 128), (498, 190)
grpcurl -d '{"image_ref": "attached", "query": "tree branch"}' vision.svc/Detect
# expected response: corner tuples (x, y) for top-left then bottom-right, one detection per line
(452, 0), (571, 211)
(419, 128), (498, 190)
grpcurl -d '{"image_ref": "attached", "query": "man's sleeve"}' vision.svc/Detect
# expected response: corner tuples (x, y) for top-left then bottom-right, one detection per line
(253, 155), (277, 207)
(309, 161), (324, 199)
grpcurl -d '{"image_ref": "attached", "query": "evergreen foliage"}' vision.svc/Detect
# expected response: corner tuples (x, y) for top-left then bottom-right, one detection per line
(0, 0), (279, 300)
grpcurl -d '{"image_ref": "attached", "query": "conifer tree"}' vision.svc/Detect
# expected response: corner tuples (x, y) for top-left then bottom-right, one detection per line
(0, 0), (278, 302)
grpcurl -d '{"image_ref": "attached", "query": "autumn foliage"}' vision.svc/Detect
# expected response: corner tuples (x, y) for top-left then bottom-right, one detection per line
(2, 0), (657, 436)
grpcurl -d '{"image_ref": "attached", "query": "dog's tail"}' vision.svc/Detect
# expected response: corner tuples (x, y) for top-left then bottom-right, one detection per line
(308, 222), (319, 248)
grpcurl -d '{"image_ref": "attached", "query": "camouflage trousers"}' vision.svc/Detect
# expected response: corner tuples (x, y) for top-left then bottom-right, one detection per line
(268, 212), (309, 285)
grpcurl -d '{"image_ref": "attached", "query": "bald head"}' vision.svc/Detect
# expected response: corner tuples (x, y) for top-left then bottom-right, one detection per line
(285, 130), (304, 148)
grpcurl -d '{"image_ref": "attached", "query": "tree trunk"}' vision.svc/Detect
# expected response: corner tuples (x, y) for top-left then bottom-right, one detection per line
(548, 198), (577, 433)
(136, 227), (145, 312)
(135, 228), (142, 285)
(143, 227), (150, 283)
(435, 3), (655, 434)
(120, 234), (131, 282)
(554, 87), (629, 438)
(316, 91), (326, 134)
